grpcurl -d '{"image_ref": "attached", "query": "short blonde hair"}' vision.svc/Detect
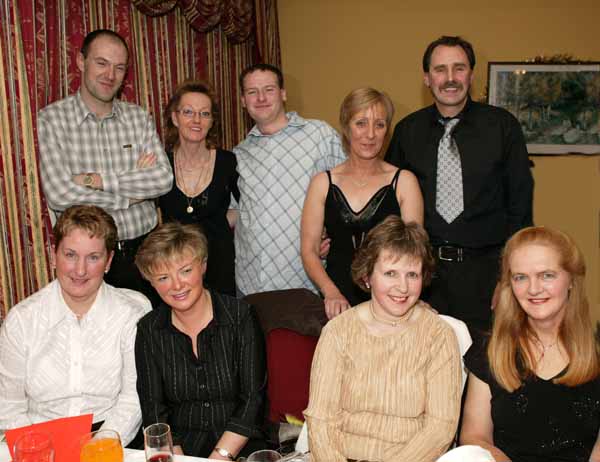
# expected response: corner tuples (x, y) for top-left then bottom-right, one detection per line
(489, 226), (599, 391)
(339, 87), (394, 155)
(135, 222), (208, 279)
(351, 215), (434, 292)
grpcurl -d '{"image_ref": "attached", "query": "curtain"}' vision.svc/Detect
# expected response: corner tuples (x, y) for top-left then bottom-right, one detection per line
(0, 0), (281, 318)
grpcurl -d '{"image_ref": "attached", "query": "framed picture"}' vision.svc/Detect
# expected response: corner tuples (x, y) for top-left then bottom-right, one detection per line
(487, 62), (600, 154)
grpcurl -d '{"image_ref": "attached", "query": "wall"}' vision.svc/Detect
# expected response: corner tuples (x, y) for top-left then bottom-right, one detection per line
(279, 0), (600, 321)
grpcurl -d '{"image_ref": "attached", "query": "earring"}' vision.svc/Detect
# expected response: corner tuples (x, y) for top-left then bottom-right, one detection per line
(365, 282), (370, 289)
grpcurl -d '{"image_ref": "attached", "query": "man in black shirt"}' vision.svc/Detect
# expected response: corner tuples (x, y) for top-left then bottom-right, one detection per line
(386, 36), (534, 335)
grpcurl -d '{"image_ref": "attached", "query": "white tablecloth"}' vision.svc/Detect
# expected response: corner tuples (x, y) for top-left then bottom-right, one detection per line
(0, 442), (213, 461)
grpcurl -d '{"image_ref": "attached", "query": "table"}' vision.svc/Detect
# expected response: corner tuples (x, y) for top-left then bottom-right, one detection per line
(0, 442), (214, 461)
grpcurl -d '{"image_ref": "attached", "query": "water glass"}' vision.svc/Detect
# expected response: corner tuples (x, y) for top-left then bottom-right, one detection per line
(246, 449), (283, 462)
(13, 432), (54, 462)
(143, 423), (174, 462)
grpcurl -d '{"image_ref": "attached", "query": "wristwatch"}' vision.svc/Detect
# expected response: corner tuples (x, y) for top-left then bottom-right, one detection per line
(83, 173), (94, 188)
(214, 447), (235, 461)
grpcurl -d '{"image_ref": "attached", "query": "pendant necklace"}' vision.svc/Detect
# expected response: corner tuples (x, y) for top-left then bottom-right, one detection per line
(534, 336), (559, 362)
(369, 300), (415, 327)
(176, 149), (208, 214)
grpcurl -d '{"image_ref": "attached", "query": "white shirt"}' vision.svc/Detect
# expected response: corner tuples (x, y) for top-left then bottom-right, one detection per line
(0, 280), (151, 445)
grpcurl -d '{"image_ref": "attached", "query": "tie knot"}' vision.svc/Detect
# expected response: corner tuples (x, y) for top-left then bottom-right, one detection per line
(440, 118), (459, 135)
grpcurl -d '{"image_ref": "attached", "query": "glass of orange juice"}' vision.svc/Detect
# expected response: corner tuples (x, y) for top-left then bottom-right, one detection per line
(80, 430), (123, 462)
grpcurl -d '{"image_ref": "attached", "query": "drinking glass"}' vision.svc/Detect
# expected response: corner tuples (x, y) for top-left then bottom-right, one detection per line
(13, 432), (54, 462)
(80, 429), (123, 462)
(246, 449), (283, 462)
(280, 452), (307, 462)
(143, 423), (174, 462)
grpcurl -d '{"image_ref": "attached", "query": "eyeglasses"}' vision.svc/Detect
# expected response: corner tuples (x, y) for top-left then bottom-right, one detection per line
(176, 108), (213, 119)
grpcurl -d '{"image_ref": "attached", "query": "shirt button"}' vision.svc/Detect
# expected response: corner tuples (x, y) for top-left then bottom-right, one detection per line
(204, 402), (210, 408)
(199, 384), (206, 390)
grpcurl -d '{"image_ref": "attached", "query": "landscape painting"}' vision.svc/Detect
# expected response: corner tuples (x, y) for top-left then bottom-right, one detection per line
(487, 62), (600, 154)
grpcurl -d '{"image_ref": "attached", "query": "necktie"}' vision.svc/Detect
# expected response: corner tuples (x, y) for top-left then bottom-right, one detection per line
(436, 118), (463, 223)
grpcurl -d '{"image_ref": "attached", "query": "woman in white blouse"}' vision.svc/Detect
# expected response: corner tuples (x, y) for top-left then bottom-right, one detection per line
(0, 205), (150, 445)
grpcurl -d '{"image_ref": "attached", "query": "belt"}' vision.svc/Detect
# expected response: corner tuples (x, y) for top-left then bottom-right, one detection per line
(434, 244), (501, 263)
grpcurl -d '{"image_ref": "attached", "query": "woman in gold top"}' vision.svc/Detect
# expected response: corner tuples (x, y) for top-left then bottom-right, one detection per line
(304, 215), (462, 462)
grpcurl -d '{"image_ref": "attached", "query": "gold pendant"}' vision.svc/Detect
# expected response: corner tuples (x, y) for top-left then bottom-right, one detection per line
(186, 205), (194, 213)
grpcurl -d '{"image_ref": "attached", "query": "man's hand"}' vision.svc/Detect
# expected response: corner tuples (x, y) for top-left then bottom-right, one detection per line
(323, 289), (350, 320)
(136, 152), (157, 169)
(318, 234), (331, 259)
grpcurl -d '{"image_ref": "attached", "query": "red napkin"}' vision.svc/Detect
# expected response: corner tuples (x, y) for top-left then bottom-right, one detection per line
(6, 414), (93, 462)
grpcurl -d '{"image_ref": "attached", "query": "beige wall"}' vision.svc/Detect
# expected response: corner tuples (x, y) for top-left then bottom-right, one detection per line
(279, 0), (600, 321)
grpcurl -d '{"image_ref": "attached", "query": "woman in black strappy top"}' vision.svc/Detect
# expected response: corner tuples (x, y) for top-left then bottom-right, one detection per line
(301, 87), (424, 320)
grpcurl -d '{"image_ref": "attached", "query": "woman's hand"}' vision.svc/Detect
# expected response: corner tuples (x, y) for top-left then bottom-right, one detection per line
(324, 289), (351, 320)
(208, 450), (231, 460)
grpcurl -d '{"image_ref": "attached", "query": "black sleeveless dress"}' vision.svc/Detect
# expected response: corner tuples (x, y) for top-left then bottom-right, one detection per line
(324, 169), (401, 306)
(159, 149), (240, 296)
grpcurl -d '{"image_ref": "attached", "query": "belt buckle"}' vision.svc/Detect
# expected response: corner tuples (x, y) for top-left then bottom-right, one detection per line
(438, 245), (463, 262)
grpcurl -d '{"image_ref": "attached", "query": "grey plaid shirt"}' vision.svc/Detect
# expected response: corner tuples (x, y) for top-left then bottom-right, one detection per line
(233, 112), (345, 295)
(38, 92), (173, 240)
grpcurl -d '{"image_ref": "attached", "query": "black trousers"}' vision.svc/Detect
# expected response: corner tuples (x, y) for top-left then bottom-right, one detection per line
(422, 245), (501, 341)
(105, 234), (160, 308)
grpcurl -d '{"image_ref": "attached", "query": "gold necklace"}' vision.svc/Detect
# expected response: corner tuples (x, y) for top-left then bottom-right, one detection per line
(368, 300), (415, 327)
(175, 149), (210, 213)
(349, 176), (369, 188)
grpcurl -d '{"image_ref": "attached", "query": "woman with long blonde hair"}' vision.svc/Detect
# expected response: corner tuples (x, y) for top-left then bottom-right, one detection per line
(460, 226), (600, 462)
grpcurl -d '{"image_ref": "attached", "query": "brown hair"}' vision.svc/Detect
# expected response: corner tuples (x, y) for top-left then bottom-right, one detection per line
(53, 205), (117, 252)
(351, 215), (434, 292)
(239, 63), (284, 91)
(81, 29), (128, 60)
(164, 80), (220, 151)
(339, 87), (394, 156)
(135, 222), (208, 280)
(422, 35), (475, 72)
(488, 226), (599, 391)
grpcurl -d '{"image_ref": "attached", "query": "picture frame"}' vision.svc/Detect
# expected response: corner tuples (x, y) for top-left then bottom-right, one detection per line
(487, 62), (600, 155)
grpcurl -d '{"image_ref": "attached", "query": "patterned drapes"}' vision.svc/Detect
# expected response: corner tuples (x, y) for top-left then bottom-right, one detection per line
(133, 0), (254, 44)
(0, 0), (281, 318)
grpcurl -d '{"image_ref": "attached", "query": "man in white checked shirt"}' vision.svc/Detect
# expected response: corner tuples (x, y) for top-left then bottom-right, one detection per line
(234, 64), (345, 296)
(38, 29), (173, 303)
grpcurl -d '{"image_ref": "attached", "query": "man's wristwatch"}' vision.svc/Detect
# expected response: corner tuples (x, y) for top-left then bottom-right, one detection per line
(83, 173), (94, 188)
(214, 447), (235, 461)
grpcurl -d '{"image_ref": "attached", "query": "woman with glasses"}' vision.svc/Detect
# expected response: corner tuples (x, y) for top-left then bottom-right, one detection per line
(159, 80), (240, 296)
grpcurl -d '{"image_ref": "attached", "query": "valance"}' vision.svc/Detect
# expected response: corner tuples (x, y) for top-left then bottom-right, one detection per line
(132, 0), (253, 43)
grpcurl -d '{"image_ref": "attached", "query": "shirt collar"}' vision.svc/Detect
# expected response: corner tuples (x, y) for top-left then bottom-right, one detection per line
(429, 96), (473, 126)
(247, 111), (306, 137)
(47, 280), (108, 328)
(74, 91), (125, 126)
(154, 291), (232, 331)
